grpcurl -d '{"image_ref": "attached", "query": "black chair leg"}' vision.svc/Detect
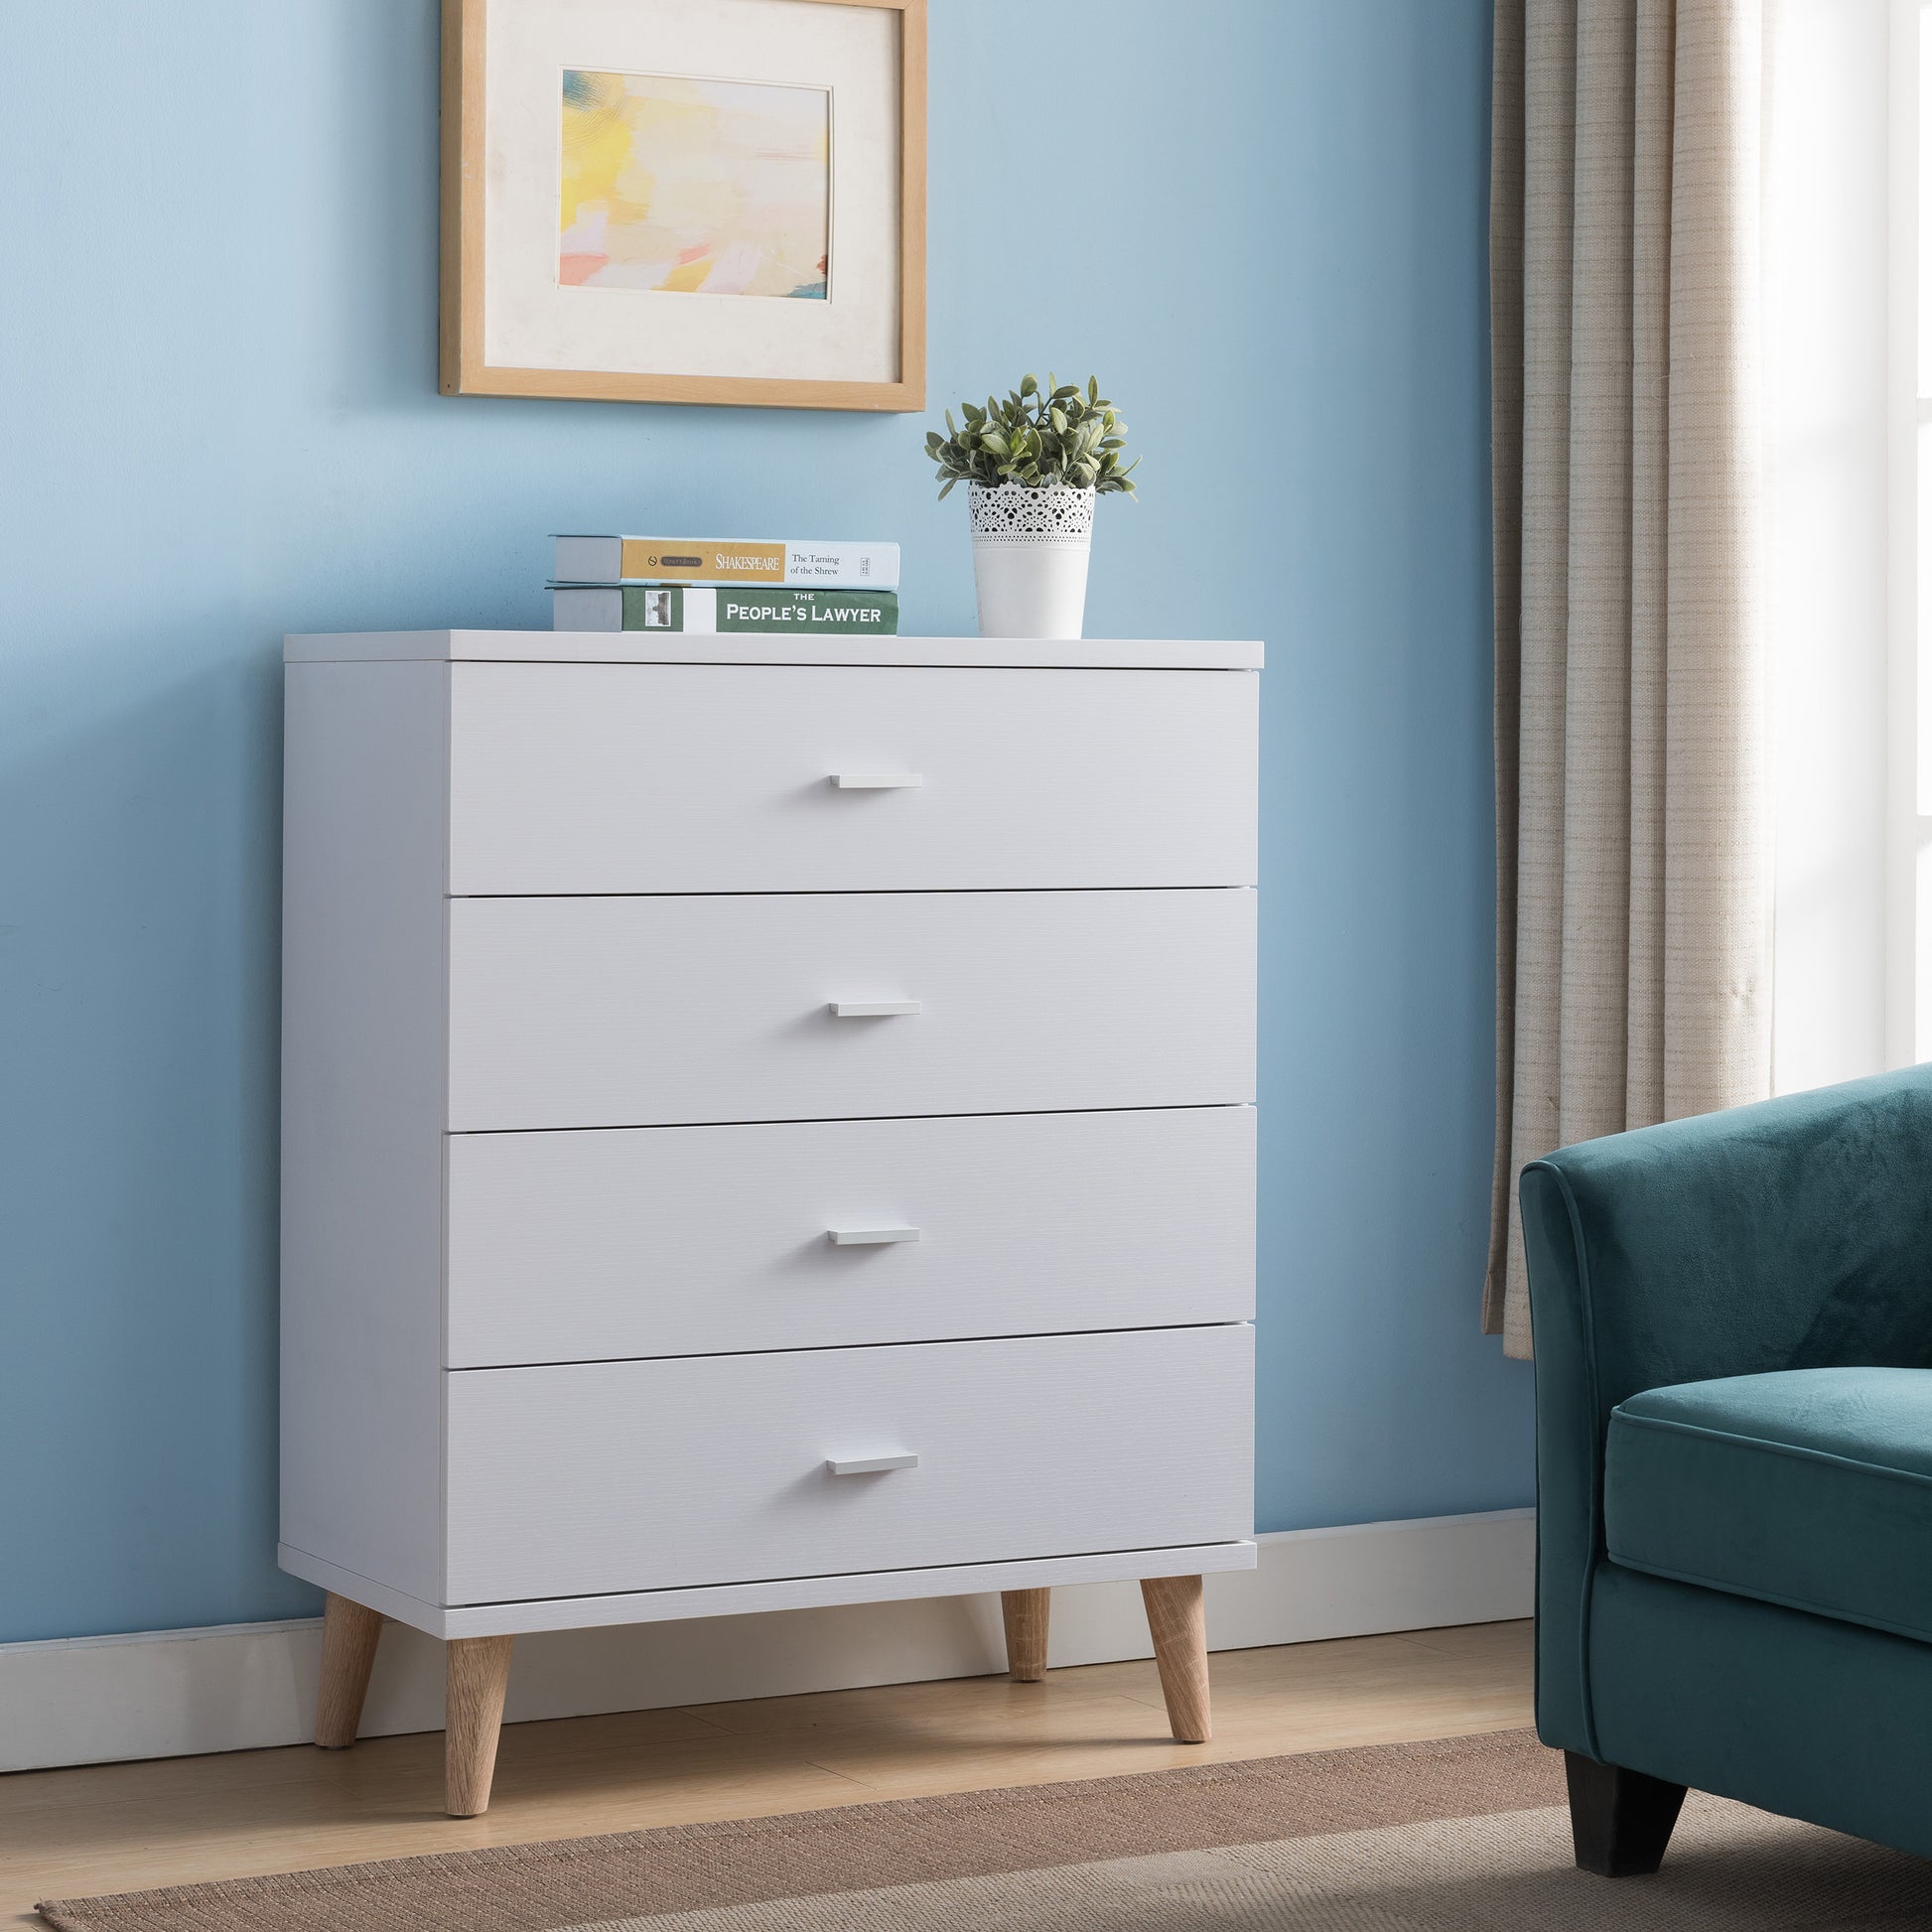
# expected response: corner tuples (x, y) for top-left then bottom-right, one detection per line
(1564, 1751), (1688, 1876)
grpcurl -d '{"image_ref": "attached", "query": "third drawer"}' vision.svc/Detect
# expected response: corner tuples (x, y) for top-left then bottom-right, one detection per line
(445, 1105), (1256, 1367)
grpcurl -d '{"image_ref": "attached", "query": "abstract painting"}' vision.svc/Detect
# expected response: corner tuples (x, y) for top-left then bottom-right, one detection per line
(559, 69), (831, 299)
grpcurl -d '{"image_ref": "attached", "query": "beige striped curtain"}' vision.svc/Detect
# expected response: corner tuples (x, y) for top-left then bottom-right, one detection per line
(1485, 0), (1773, 1356)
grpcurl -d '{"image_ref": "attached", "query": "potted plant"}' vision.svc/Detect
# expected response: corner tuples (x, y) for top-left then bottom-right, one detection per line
(925, 374), (1138, 639)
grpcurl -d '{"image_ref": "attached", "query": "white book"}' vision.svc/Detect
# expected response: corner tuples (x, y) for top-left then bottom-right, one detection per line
(553, 535), (900, 590)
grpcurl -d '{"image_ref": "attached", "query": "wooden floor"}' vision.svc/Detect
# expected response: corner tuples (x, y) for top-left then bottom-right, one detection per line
(0, 1620), (1531, 1925)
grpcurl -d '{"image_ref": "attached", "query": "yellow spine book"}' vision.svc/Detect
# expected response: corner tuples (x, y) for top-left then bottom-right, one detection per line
(554, 535), (900, 589)
(618, 540), (786, 582)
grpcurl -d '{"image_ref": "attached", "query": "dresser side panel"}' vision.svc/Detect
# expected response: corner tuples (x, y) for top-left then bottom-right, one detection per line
(280, 660), (449, 1603)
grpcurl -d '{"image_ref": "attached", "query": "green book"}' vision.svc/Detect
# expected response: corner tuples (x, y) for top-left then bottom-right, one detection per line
(553, 585), (899, 635)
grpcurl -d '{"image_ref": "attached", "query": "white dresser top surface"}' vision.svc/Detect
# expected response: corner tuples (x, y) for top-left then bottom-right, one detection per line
(284, 631), (1264, 671)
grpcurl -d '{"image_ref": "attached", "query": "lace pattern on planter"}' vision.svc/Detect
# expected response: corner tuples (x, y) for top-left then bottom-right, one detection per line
(967, 483), (1096, 544)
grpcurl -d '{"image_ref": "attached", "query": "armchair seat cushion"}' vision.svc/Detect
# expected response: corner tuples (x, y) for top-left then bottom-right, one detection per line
(1605, 1366), (1932, 1645)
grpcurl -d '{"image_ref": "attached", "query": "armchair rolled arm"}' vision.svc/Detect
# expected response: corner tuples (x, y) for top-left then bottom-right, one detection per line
(1526, 1065), (1932, 1420)
(1521, 1064), (1932, 1755)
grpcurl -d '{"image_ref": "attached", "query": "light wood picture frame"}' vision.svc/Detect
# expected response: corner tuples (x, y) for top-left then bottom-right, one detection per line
(440, 0), (926, 411)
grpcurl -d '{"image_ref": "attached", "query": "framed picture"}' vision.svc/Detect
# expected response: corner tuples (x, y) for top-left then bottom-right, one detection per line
(440, 0), (925, 411)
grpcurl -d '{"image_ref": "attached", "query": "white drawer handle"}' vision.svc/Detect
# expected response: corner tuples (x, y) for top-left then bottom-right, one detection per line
(827, 1452), (919, 1475)
(828, 1226), (921, 1246)
(830, 999), (921, 1018)
(832, 773), (923, 789)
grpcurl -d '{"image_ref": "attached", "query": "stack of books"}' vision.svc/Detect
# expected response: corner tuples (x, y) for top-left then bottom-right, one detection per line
(551, 536), (900, 635)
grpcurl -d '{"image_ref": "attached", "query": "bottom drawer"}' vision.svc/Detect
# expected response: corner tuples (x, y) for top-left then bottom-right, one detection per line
(443, 1326), (1253, 1604)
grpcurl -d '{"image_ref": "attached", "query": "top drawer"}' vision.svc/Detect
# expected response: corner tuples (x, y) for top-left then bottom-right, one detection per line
(447, 663), (1258, 895)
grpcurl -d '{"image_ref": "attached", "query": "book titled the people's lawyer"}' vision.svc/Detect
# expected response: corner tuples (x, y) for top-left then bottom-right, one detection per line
(553, 585), (900, 635)
(554, 535), (899, 590)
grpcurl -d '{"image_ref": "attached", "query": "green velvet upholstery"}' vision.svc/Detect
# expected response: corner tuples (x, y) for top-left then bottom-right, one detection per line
(1588, 1566), (1932, 1862)
(1521, 1064), (1932, 1850)
(1607, 1368), (1932, 1643)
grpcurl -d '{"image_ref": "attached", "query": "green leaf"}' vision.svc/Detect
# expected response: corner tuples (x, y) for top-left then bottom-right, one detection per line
(937, 478), (956, 498)
(931, 372), (1137, 499)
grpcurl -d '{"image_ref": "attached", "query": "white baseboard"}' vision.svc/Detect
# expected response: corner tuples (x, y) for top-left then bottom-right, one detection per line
(0, 1508), (1533, 1774)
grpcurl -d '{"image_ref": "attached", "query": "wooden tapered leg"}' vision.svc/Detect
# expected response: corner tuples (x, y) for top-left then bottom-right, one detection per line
(444, 1635), (514, 1818)
(1564, 1751), (1687, 1877)
(1141, 1575), (1210, 1742)
(314, 1592), (384, 1749)
(1001, 1587), (1050, 1682)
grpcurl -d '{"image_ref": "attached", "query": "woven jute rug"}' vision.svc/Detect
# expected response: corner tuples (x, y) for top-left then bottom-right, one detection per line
(38, 1728), (1932, 1930)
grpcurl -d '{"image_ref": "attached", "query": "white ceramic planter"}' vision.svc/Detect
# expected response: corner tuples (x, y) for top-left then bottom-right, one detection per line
(969, 483), (1096, 639)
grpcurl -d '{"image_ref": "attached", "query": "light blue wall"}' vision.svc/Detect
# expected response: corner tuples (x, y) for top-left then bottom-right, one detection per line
(0, 0), (1527, 1644)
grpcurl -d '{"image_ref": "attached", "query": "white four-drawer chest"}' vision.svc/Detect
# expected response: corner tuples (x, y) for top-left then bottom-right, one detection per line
(280, 627), (1261, 1815)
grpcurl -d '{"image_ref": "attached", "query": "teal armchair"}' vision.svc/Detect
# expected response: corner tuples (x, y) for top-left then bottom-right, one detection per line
(1522, 1065), (1932, 1874)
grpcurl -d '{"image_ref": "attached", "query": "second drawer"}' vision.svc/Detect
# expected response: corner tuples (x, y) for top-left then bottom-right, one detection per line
(446, 888), (1255, 1132)
(445, 1105), (1256, 1366)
